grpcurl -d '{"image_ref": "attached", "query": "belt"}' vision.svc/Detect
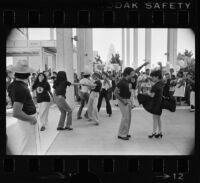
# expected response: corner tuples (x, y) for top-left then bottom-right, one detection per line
(56, 95), (65, 98)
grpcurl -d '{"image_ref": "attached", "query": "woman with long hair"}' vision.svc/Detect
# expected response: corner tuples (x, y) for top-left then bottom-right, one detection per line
(53, 71), (82, 130)
(32, 72), (53, 131)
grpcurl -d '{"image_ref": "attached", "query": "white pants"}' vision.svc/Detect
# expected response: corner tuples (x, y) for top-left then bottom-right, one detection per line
(7, 115), (38, 155)
(38, 102), (51, 128)
(190, 91), (195, 106)
(87, 92), (99, 122)
(130, 89), (138, 107)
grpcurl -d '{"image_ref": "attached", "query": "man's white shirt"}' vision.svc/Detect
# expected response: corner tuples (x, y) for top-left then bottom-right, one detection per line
(80, 78), (92, 93)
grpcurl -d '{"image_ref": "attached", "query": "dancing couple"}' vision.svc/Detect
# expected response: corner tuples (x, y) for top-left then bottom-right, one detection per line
(114, 62), (149, 140)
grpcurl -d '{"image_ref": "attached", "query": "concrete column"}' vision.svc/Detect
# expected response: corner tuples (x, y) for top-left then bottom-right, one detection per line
(52, 54), (56, 72)
(145, 28), (151, 69)
(77, 28), (85, 77)
(122, 29), (125, 69)
(133, 28), (138, 69)
(85, 28), (93, 72)
(77, 28), (93, 76)
(50, 28), (54, 40)
(56, 28), (74, 108)
(126, 29), (130, 67)
(167, 29), (178, 69)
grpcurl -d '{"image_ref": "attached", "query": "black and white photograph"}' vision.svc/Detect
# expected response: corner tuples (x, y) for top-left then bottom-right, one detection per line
(6, 28), (195, 155)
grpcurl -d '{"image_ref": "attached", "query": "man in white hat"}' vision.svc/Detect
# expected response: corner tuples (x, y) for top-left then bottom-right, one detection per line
(77, 71), (92, 119)
(6, 60), (38, 155)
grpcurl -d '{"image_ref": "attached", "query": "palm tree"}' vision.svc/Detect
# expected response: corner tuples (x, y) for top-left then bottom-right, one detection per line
(110, 53), (122, 66)
(94, 54), (103, 64)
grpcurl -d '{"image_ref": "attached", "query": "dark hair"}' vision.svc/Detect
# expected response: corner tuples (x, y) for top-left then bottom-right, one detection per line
(102, 72), (108, 78)
(171, 74), (176, 80)
(150, 70), (162, 80)
(123, 67), (134, 77)
(54, 71), (67, 86)
(14, 73), (30, 79)
(53, 71), (57, 75)
(34, 72), (47, 84)
(83, 74), (90, 78)
(177, 71), (183, 77)
(92, 72), (100, 79)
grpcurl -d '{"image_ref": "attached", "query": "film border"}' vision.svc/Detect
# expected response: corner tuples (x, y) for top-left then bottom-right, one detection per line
(0, 0), (199, 182)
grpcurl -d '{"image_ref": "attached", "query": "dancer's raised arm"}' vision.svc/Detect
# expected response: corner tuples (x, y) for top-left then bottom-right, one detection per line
(135, 61), (150, 73)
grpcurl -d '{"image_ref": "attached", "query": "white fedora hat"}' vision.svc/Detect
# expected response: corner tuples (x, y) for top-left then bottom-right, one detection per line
(13, 60), (35, 74)
(83, 66), (92, 76)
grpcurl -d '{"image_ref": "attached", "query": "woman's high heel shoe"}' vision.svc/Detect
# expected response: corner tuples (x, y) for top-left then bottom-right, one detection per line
(148, 133), (157, 138)
(155, 133), (163, 138)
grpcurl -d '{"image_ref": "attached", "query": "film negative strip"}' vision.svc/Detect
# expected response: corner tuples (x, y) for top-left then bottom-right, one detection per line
(0, 0), (199, 182)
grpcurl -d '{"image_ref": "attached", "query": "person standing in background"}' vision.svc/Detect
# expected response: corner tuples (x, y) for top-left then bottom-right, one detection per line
(163, 72), (171, 99)
(51, 72), (57, 82)
(111, 73), (116, 100)
(186, 72), (195, 112)
(173, 71), (186, 106)
(97, 72), (112, 117)
(74, 73), (79, 101)
(169, 74), (176, 98)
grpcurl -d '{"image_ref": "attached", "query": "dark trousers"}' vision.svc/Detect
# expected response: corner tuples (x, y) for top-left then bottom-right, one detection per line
(97, 89), (112, 115)
(77, 92), (89, 118)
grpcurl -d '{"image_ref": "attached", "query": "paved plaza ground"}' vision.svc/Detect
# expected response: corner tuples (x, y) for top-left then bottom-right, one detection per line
(6, 100), (195, 155)
(46, 100), (194, 155)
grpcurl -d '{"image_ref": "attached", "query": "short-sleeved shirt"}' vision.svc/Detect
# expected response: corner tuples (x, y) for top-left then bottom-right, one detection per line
(53, 81), (71, 98)
(32, 81), (51, 103)
(91, 80), (102, 92)
(9, 80), (36, 115)
(80, 78), (91, 93)
(117, 78), (131, 99)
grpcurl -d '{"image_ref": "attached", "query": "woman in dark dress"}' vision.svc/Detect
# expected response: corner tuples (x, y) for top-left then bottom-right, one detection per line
(138, 70), (165, 138)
